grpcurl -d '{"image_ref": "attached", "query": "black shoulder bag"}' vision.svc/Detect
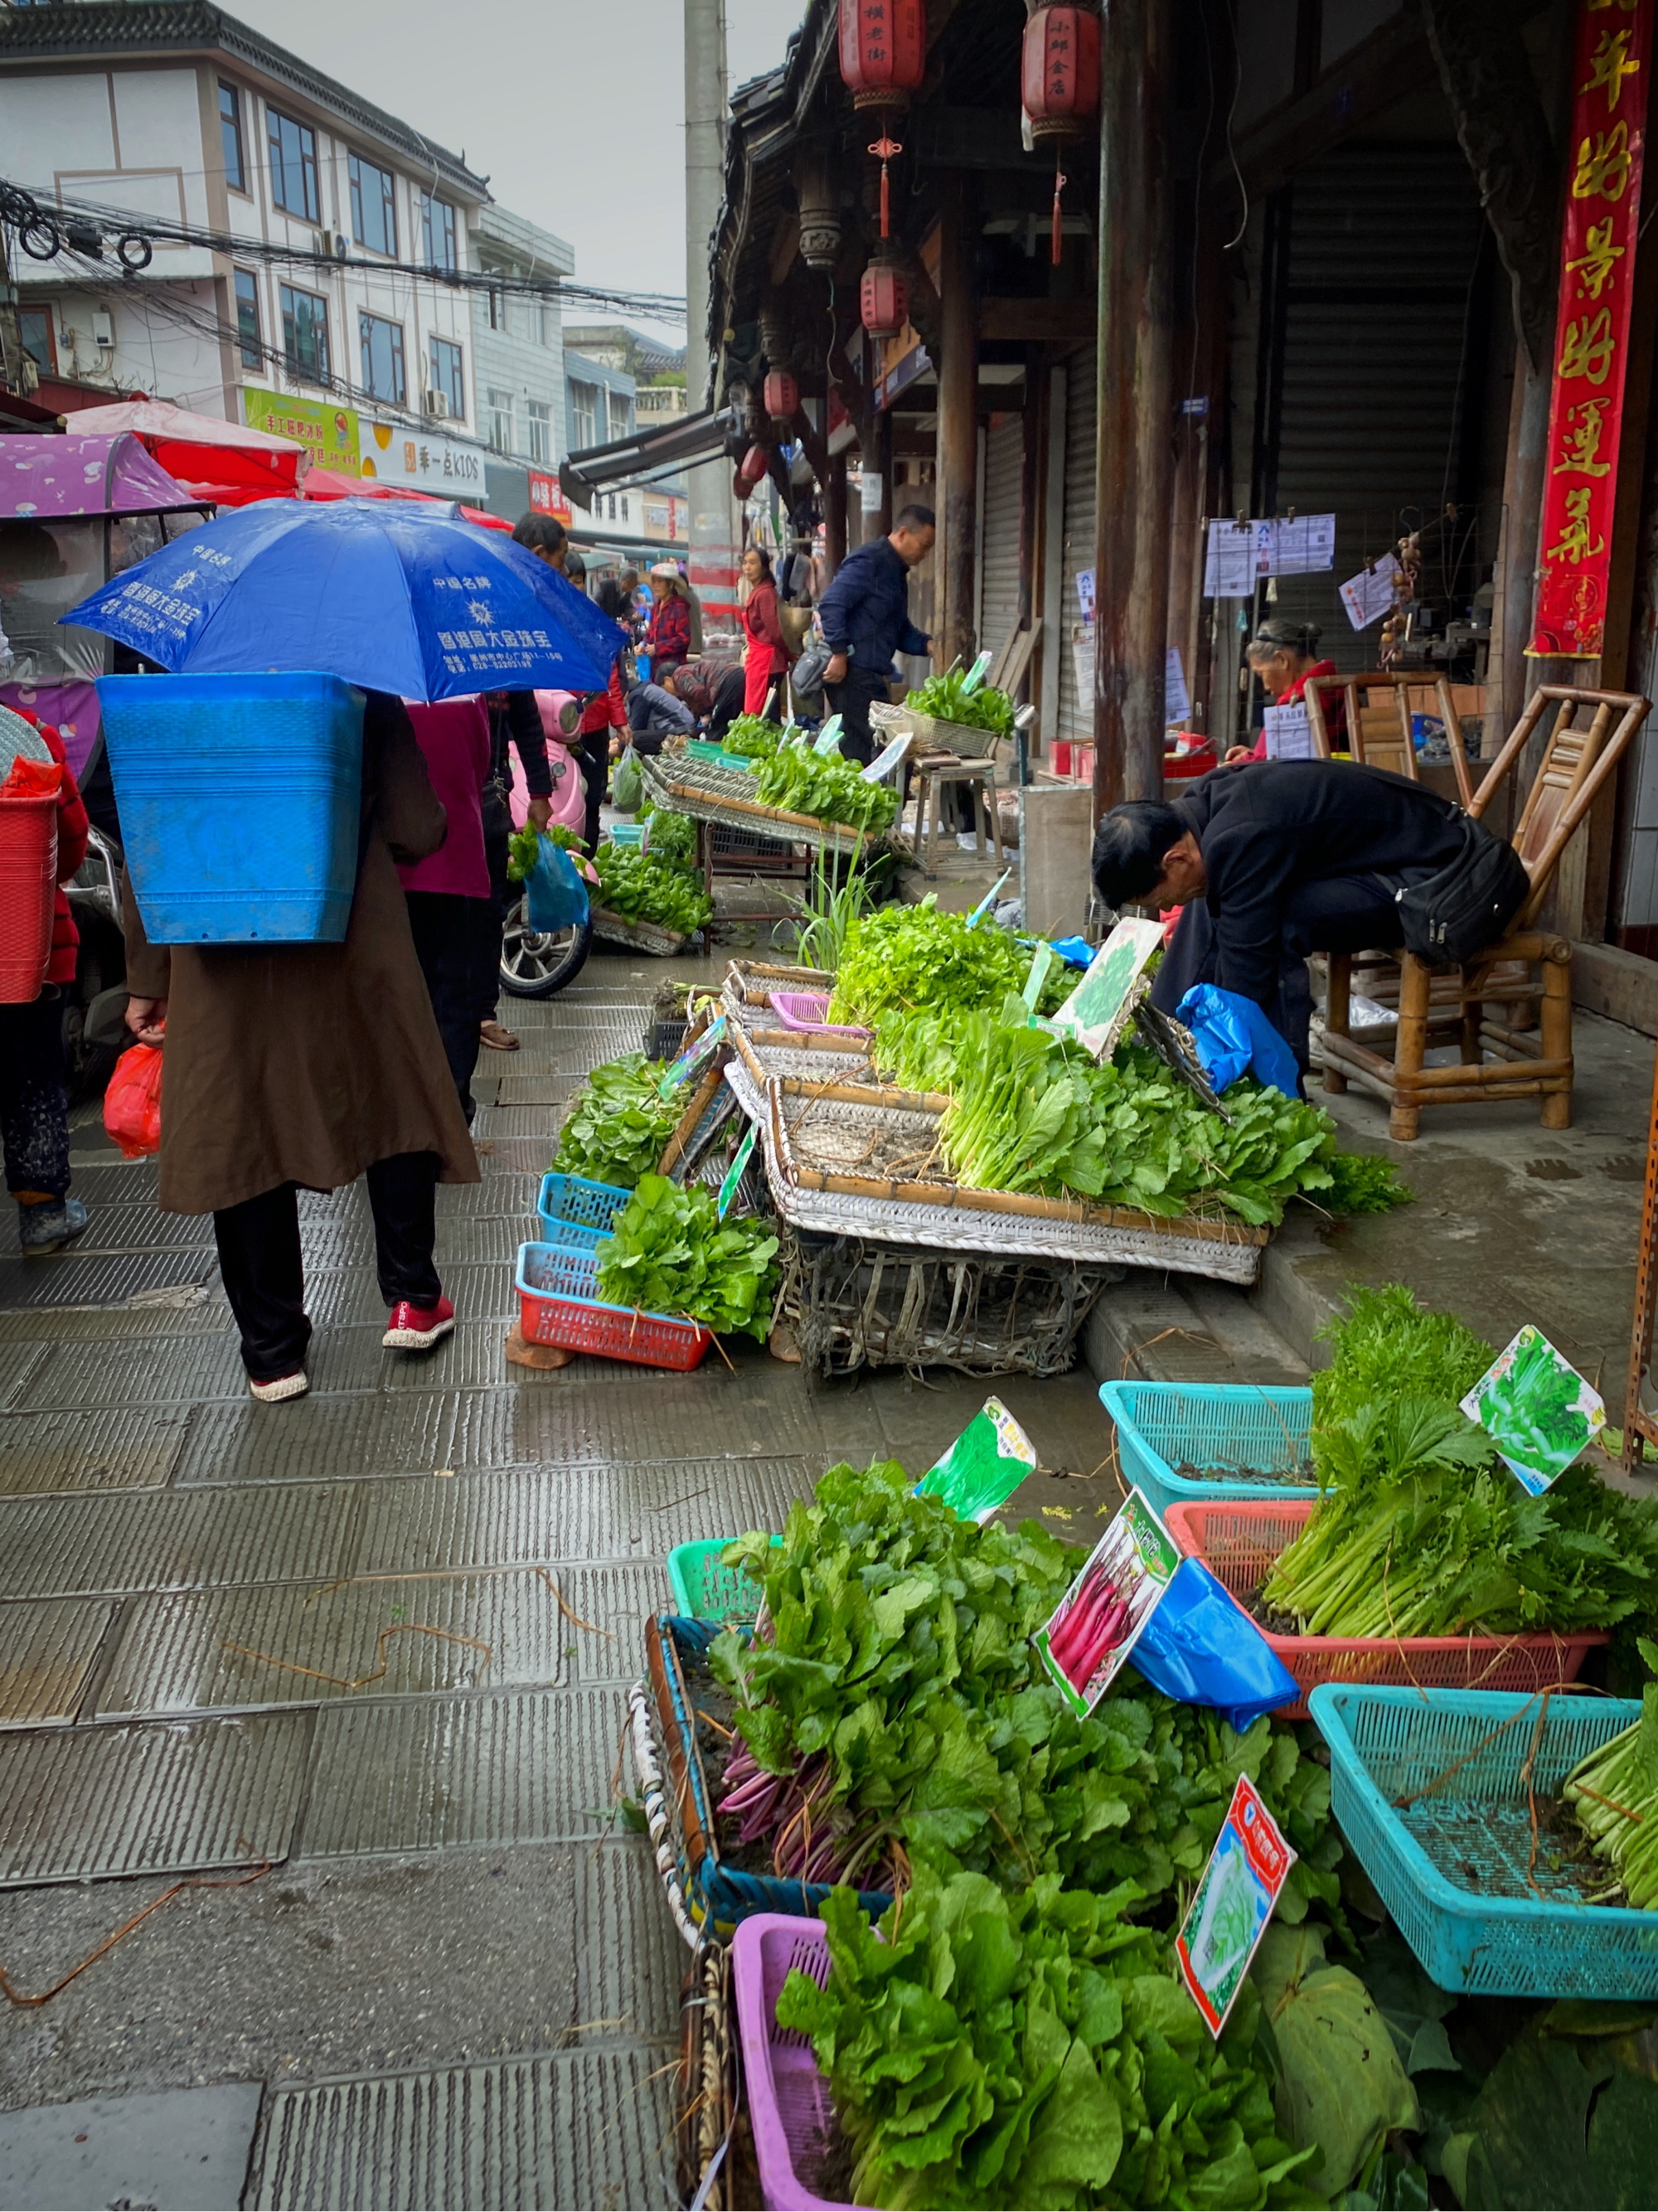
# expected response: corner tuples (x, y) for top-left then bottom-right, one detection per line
(1394, 817), (1531, 968)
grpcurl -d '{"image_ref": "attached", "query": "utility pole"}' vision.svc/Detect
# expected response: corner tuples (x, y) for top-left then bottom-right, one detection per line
(684, 0), (739, 652)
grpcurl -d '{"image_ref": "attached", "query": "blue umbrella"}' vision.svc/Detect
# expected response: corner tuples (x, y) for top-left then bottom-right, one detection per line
(62, 495), (624, 701)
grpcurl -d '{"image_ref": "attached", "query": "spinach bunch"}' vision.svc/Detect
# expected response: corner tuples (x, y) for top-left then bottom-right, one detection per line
(907, 669), (1017, 739)
(829, 900), (1069, 1029)
(637, 803), (697, 867)
(506, 821), (584, 880)
(754, 744), (900, 833)
(720, 712), (781, 759)
(778, 1855), (1316, 2210)
(595, 1172), (778, 1339)
(550, 1051), (679, 1190)
(590, 843), (712, 935)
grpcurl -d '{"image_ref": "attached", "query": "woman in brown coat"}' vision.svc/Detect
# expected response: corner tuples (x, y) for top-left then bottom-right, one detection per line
(123, 691), (479, 1402)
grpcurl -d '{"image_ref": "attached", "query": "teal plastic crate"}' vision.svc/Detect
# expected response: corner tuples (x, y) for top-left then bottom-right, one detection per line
(1098, 1380), (1315, 1517)
(1310, 1685), (1658, 2000)
(536, 1171), (632, 1249)
(667, 1535), (783, 1623)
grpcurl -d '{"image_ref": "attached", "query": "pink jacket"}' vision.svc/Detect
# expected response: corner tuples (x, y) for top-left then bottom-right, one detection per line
(397, 696), (491, 898)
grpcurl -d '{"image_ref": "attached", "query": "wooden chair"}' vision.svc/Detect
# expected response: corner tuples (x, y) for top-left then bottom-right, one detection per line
(1319, 685), (1650, 1140)
(1304, 671), (1476, 808)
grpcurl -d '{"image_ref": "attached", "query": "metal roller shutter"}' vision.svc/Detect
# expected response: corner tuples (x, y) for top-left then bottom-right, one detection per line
(1057, 344), (1097, 752)
(979, 415), (1024, 667)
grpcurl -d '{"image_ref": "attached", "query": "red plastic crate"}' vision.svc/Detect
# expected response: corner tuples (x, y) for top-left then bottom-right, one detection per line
(1164, 1499), (1604, 1720)
(515, 1241), (713, 1370)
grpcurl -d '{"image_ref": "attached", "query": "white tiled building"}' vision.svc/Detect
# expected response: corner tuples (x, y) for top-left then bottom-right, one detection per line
(470, 202), (573, 489)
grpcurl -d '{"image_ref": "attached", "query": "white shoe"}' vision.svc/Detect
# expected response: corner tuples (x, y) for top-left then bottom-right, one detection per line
(249, 1370), (309, 1404)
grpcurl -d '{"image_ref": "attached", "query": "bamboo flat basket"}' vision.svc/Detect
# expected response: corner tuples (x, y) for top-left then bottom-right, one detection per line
(640, 754), (885, 856)
(870, 698), (1003, 761)
(588, 905), (689, 957)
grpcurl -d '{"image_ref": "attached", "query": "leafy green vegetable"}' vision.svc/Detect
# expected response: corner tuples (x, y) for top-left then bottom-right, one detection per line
(590, 842), (712, 935)
(907, 668), (1017, 738)
(788, 856), (880, 973)
(754, 743), (899, 834)
(1320, 1151), (1413, 1216)
(829, 899), (1069, 1029)
(506, 821), (585, 880)
(1310, 1283), (1493, 1437)
(637, 803), (697, 867)
(551, 1051), (680, 1189)
(1563, 1640), (1658, 1909)
(778, 1857), (1317, 2210)
(720, 712), (782, 759)
(594, 1172), (778, 1339)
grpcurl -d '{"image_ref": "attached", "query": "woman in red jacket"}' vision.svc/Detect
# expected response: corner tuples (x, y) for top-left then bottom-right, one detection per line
(1, 709), (91, 1253)
(739, 544), (790, 719)
(643, 561), (693, 682)
(575, 653), (627, 855)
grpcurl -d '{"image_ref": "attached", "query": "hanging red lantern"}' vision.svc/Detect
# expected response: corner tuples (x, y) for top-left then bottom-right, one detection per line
(839, 0), (927, 239)
(861, 264), (909, 340)
(1021, 6), (1101, 265)
(762, 370), (799, 420)
(734, 466), (758, 499)
(740, 443), (771, 484)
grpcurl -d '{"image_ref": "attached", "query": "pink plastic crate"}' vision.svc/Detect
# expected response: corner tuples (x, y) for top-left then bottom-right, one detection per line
(767, 990), (870, 1042)
(1164, 1500), (1605, 1721)
(732, 1914), (854, 2212)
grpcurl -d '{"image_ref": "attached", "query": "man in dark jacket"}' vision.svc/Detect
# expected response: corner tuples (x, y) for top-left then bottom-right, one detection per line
(817, 505), (936, 763)
(1091, 759), (1474, 1067)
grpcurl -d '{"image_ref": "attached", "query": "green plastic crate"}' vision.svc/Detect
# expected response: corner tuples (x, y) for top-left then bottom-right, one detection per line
(667, 1535), (782, 1623)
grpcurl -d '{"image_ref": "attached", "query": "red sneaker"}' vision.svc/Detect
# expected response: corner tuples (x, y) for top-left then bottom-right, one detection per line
(383, 1294), (455, 1351)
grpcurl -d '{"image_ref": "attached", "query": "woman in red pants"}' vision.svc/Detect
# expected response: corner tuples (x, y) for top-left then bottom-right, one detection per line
(739, 545), (790, 720)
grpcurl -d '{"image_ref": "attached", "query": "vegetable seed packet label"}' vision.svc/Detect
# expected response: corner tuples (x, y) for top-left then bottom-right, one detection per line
(1460, 1324), (1606, 1496)
(715, 1123), (758, 1220)
(658, 1013), (726, 1098)
(1050, 918), (1166, 1060)
(1034, 1487), (1180, 1715)
(1176, 1776), (1297, 2037)
(916, 1396), (1039, 1523)
(862, 730), (910, 783)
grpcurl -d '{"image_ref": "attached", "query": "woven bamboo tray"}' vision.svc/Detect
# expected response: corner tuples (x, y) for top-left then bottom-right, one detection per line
(727, 1016), (875, 1093)
(589, 904), (688, 957)
(641, 753), (881, 856)
(870, 697), (1003, 761)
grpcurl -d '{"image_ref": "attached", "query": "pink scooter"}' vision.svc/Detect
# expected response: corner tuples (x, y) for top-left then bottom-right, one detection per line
(499, 690), (599, 998)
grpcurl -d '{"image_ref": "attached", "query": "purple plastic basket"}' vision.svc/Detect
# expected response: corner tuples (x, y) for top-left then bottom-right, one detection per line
(766, 990), (870, 1042)
(732, 1914), (853, 2212)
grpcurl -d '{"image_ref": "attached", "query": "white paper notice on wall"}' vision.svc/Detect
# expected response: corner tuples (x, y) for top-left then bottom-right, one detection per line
(1075, 568), (1097, 620)
(1072, 626), (1097, 705)
(1263, 513), (1336, 575)
(1203, 520), (1258, 599)
(1263, 701), (1314, 759)
(859, 470), (883, 516)
(1166, 647), (1190, 724)
(1340, 559), (1398, 631)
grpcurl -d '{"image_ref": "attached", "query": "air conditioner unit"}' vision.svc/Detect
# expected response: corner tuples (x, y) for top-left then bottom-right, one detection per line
(333, 233), (348, 259)
(424, 389), (451, 420)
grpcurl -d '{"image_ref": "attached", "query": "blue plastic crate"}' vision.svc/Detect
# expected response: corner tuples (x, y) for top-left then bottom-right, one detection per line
(1098, 1380), (1315, 1517)
(1311, 1685), (1658, 2001)
(98, 672), (364, 943)
(667, 1535), (783, 1623)
(536, 1171), (632, 1249)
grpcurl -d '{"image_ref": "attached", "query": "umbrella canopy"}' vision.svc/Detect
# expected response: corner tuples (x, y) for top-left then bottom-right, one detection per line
(0, 432), (201, 520)
(63, 495), (625, 701)
(300, 469), (512, 532)
(66, 400), (307, 507)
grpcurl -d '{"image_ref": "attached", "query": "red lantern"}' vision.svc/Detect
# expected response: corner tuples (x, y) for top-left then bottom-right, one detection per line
(734, 466), (758, 500)
(838, 0), (926, 110)
(861, 264), (909, 340)
(763, 370), (799, 420)
(741, 443), (770, 484)
(1021, 5), (1101, 264)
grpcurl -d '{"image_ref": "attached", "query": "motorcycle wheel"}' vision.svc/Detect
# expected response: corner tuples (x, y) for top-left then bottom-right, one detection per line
(499, 895), (593, 998)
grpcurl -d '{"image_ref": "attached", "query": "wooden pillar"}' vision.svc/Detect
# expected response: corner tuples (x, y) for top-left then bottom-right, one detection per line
(937, 171), (979, 672)
(825, 452), (847, 580)
(1490, 357), (1550, 758)
(877, 406), (895, 537)
(1094, 0), (1174, 811)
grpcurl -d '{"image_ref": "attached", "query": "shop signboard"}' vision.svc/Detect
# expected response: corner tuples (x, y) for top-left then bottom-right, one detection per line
(1530, 0), (1653, 658)
(528, 468), (573, 521)
(241, 386), (359, 476)
(359, 419), (487, 497)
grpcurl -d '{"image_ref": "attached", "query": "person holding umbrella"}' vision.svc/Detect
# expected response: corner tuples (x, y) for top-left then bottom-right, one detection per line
(70, 496), (625, 1403)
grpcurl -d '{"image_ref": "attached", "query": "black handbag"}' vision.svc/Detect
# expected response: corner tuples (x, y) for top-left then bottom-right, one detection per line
(1394, 820), (1531, 968)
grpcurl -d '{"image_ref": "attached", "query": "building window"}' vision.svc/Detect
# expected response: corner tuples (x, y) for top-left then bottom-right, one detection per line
(279, 283), (329, 383)
(607, 391), (632, 439)
(421, 193), (457, 273)
(359, 312), (405, 405)
(526, 399), (551, 466)
(234, 269), (261, 369)
(570, 379), (598, 450)
(487, 287), (502, 331)
(487, 387), (513, 454)
(268, 109), (319, 222)
(219, 82), (245, 193)
(348, 154), (396, 256)
(429, 335), (464, 419)
(539, 303), (555, 349)
(17, 306), (55, 373)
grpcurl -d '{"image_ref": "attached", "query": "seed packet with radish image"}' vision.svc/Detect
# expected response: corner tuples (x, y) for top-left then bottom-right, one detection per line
(1033, 1487), (1180, 1715)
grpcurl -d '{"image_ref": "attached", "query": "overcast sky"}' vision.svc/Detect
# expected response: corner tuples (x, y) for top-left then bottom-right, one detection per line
(226, 0), (795, 346)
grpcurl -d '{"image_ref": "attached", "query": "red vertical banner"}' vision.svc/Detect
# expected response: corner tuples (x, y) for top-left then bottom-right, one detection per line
(1530, 0), (1653, 658)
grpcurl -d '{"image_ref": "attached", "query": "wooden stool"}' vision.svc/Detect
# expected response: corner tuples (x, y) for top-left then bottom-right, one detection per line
(909, 753), (1004, 878)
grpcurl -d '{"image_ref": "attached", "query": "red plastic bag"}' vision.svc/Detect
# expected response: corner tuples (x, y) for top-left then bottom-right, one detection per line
(104, 1040), (164, 1159)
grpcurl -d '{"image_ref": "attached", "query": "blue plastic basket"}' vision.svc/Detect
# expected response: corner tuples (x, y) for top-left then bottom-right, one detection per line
(667, 1535), (783, 1623)
(97, 672), (364, 943)
(1098, 1380), (1315, 1517)
(647, 1614), (891, 1941)
(535, 1171), (632, 1249)
(1311, 1685), (1658, 2000)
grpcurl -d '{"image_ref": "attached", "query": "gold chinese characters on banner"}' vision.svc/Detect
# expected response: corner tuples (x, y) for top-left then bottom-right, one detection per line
(1531, 0), (1652, 658)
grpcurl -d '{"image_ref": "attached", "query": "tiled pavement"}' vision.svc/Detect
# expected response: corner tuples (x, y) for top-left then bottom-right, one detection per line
(0, 951), (1117, 2208)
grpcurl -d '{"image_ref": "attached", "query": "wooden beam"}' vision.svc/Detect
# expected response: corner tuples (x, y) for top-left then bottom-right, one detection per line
(980, 298), (1096, 343)
(1219, 10), (1433, 201)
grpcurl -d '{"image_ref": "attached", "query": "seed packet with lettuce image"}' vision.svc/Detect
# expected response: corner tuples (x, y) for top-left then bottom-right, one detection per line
(914, 1396), (1038, 1522)
(1176, 1774), (1296, 2035)
(1460, 1324), (1605, 1496)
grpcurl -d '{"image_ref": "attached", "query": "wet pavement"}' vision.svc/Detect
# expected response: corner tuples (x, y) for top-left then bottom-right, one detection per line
(0, 946), (1118, 2209)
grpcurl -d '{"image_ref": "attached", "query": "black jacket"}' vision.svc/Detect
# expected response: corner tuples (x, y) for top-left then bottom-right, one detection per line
(1173, 760), (1469, 1009)
(817, 537), (929, 671)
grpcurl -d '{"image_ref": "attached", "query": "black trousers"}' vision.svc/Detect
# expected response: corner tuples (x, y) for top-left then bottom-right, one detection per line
(706, 669), (748, 743)
(0, 991), (70, 1202)
(213, 1152), (443, 1381)
(577, 734), (608, 856)
(405, 890), (495, 1120)
(1150, 875), (1408, 1073)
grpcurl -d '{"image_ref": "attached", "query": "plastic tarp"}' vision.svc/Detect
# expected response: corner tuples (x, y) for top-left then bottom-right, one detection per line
(0, 433), (198, 520)
(65, 402), (303, 509)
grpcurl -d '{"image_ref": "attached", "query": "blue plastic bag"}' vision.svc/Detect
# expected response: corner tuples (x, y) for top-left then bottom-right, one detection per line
(1046, 934), (1096, 969)
(1176, 982), (1300, 1098)
(1131, 1559), (1298, 1729)
(525, 833), (590, 933)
